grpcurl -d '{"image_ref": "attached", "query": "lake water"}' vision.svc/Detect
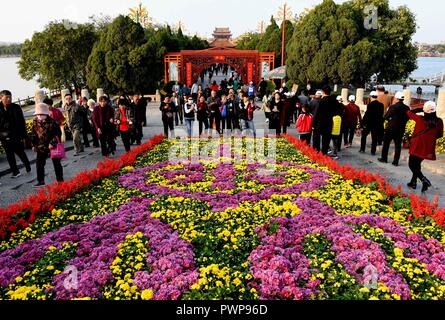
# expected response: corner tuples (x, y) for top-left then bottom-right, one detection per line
(0, 57), (42, 102)
(1, 56), (445, 102)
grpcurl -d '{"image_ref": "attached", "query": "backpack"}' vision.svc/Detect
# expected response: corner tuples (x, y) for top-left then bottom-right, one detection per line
(332, 115), (342, 136)
(296, 113), (313, 133)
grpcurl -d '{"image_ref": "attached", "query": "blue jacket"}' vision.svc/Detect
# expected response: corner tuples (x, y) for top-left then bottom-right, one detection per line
(247, 85), (257, 96)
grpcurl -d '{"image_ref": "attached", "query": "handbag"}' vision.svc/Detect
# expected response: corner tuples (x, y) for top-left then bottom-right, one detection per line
(50, 137), (66, 159)
(221, 105), (227, 119)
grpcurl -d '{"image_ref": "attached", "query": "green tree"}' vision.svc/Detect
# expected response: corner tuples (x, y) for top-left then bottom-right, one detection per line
(18, 22), (97, 90)
(236, 32), (262, 50)
(0, 44), (22, 56)
(258, 17), (282, 66)
(286, 0), (417, 86)
(86, 15), (164, 94)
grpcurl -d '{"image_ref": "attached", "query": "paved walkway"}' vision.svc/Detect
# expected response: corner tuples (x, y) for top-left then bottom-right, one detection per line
(1, 102), (444, 209)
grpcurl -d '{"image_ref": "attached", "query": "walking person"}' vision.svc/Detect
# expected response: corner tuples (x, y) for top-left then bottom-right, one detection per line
(269, 92), (282, 136)
(191, 81), (199, 102)
(376, 86), (393, 145)
(160, 96), (175, 138)
(343, 95), (362, 148)
(31, 103), (64, 187)
(406, 101), (444, 192)
(207, 90), (221, 136)
(240, 93), (258, 138)
(197, 96), (210, 137)
(360, 91), (384, 155)
(115, 99), (135, 152)
(220, 95), (229, 134)
(258, 78), (268, 99)
(183, 96), (196, 138)
(0, 90), (31, 178)
(310, 90), (323, 118)
(132, 93), (147, 145)
(92, 96), (116, 157)
(227, 90), (241, 134)
(262, 90), (272, 124)
(247, 81), (257, 99)
(64, 93), (84, 156)
(296, 105), (313, 145)
(80, 97), (91, 148)
(87, 99), (100, 148)
(172, 92), (183, 126)
(43, 98), (66, 143)
(378, 91), (410, 166)
(312, 86), (336, 155)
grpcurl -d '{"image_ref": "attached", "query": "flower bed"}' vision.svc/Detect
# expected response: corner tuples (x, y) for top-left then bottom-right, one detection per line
(1, 136), (445, 300)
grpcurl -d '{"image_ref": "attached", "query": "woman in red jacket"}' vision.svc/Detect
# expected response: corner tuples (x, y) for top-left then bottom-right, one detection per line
(407, 101), (444, 192)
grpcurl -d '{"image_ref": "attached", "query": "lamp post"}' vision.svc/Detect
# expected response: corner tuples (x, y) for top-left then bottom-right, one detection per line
(275, 2), (294, 67)
(281, 3), (286, 67)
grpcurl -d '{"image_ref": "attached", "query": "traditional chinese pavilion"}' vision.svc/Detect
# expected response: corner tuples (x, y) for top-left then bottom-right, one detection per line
(164, 27), (275, 86)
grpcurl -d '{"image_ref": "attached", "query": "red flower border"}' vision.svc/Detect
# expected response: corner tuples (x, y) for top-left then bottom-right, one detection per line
(284, 134), (445, 227)
(0, 135), (165, 241)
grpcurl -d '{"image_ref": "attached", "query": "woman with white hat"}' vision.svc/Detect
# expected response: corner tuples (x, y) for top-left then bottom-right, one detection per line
(406, 101), (443, 192)
(31, 103), (64, 187)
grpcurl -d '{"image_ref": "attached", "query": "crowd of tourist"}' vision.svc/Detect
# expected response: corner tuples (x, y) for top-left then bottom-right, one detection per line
(0, 90), (148, 187)
(0, 78), (443, 193)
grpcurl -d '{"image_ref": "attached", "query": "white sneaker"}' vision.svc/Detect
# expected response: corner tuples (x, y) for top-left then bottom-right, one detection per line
(265, 119), (269, 123)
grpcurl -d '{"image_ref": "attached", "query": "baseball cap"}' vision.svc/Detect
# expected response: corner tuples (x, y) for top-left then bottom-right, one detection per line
(315, 90), (323, 97)
(423, 101), (437, 114)
(370, 91), (378, 97)
(395, 91), (405, 100)
(349, 95), (356, 102)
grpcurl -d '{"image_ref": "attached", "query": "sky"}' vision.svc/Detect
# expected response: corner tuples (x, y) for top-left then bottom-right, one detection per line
(0, 0), (443, 44)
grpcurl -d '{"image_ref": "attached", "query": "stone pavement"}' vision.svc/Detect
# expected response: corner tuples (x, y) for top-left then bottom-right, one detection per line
(337, 137), (445, 208)
(1, 101), (444, 209)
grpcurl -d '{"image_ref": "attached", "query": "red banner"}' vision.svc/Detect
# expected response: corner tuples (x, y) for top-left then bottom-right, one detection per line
(247, 63), (253, 83)
(186, 63), (192, 87)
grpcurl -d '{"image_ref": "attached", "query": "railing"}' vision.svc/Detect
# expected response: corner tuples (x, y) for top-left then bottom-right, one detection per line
(409, 70), (445, 85)
(12, 89), (62, 107)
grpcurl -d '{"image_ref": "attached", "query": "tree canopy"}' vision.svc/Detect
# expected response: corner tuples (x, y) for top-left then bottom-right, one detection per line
(0, 44), (22, 56)
(286, 0), (418, 86)
(236, 16), (293, 67)
(18, 22), (98, 90)
(86, 16), (209, 95)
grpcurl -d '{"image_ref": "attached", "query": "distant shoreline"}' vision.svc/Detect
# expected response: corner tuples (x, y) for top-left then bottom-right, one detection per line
(418, 54), (445, 58)
(0, 54), (20, 58)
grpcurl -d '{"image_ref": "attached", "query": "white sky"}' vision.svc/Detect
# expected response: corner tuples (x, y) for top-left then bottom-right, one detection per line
(0, 0), (443, 44)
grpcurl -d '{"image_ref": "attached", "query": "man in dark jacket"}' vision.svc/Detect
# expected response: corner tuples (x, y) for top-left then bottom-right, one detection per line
(63, 93), (84, 156)
(131, 94), (147, 145)
(207, 91), (222, 135)
(360, 91), (384, 155)
(378, 91), (410, 166)
(92, 95), (116, 157)
(312, 86), (337, 155)
(160, 96), (175, 138)
(0, 90), (31, 178)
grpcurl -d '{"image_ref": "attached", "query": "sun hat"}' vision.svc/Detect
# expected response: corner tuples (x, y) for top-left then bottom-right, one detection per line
(34, 103), (51, 116)
(349, 95), (356, 102)
(423, 101), (437, 114)
(395, 91), (405, 100)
